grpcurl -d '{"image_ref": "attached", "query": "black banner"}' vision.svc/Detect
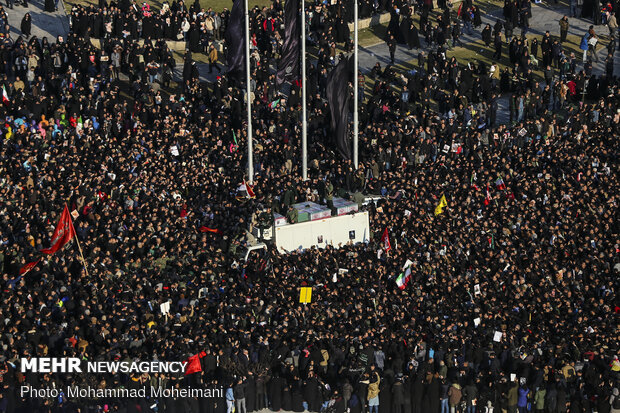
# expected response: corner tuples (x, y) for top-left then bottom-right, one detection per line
(225, 0), (245, 75)
(326, 56), (352, 160)
(276, 0), (301, 85)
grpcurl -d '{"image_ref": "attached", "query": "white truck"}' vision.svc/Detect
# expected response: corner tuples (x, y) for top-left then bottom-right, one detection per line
(273, 211), (370, 252)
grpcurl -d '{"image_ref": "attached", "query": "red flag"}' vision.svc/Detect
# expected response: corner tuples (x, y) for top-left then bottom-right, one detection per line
(19, 258), (41, 276)
(484, 184), (491, 206)
(184, 351), (207, 375)
(381, 228), (391, 251)
(180, 204), (188, 218)
(41, 206), (76, 255)
(199, 226), (223, 235)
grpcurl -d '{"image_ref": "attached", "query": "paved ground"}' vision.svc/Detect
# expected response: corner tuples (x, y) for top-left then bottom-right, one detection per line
(186, 4), (618, 125)
(5, 0), (618, 124)
(5, 0), (69, 41)
(362, 5), (618, 72)
(186, 4), (618, 80)
(355, 4), (620, 123)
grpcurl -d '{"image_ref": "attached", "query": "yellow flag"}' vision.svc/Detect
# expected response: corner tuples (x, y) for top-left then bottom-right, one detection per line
(299, 287), (312, 303)
(434, 195), (448, 216)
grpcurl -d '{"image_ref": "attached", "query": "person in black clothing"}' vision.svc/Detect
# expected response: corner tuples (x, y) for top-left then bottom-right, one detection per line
(392, 377), (405, 413)
(388, 34), (397, 64)
(505, 19), (514, 39)
(541, 31), (553, 66)
(234, 377), (247, 413)
(20, 13), (31, 37)
(387, 4), (401, 40)
(270, 374), (283, 411)
(482, 23), (493, 46)
(401, 12), (420, 49)
(493, 31), (503, 60)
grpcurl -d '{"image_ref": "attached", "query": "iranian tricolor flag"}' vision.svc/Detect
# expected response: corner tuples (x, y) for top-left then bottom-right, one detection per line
(2, 86), (9, 105)
(495, 177), (506, 191)
(243, 179), (256, 198)
(395, 259), (413, 290)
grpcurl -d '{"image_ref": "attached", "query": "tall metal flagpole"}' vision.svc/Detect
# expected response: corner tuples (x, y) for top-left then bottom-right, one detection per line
(353, 0), (359, 170)
(245, 0), (254, 185)
(301, 0), (308, 180)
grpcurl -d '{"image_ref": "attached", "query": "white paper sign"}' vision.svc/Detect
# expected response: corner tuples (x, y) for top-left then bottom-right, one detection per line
(493, 331), (503, 342)
(170, 146), (179, 156)
(474, 317), (481, 327)
(474, 284), (481, 296)
(160, 301), (171, 315)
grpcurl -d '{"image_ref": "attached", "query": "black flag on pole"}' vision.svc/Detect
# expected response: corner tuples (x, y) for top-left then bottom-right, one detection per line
(276, 0), (300, 85)
(225, 0), (245, 75)
(326, 56), (352, 160)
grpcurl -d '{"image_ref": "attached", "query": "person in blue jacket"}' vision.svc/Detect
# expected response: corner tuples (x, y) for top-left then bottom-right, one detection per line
(580, 33), (590, 62)
(226, 385), (235, 413)
(518, 384), (530, 413)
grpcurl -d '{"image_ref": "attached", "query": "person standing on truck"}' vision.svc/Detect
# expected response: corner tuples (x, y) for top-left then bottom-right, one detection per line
(325, 179), (334, 212)
(286, 205), (298, 224)
(258, 207), (272, 240)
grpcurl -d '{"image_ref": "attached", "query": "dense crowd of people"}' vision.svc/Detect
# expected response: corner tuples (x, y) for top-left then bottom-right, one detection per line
(0, 0), (617, 410)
